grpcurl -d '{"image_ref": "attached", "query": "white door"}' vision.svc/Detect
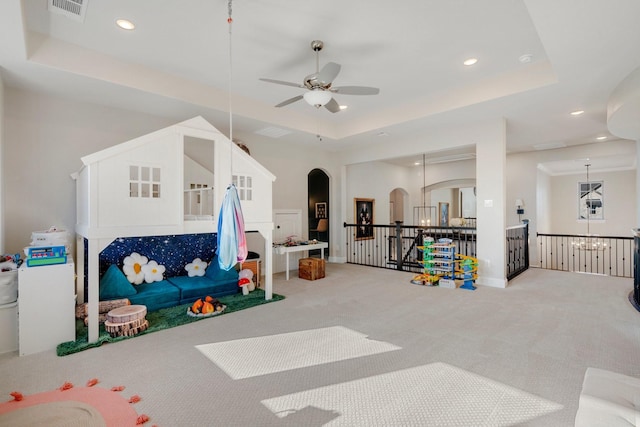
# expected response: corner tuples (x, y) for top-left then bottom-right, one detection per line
(273, 210), (302, 273)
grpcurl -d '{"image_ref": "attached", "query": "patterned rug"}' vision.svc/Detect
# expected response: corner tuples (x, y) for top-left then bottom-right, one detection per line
(0, 379), (152, 426)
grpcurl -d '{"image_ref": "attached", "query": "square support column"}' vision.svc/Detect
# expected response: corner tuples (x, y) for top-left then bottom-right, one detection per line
(476, 119), (508, 288)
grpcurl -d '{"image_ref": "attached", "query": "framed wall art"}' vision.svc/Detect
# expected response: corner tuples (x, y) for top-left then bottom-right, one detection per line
(315, 202), (327, 219)
(355, 198), (374, 240)
(578, 180), (604, 220)
(439, 202), (449, 227)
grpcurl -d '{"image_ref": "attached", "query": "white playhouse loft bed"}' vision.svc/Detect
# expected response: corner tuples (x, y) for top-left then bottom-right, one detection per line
(72, 116), (276, 343)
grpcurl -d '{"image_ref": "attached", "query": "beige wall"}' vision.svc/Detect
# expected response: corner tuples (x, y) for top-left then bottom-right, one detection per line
(549, 169), (635, 236)
(3, 88), (175, 254)
(1, 87), (637, 275)
(0, 76), (4, 253)
(346, 161), (412, 225)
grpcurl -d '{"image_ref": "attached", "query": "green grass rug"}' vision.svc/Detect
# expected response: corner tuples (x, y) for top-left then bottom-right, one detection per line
(57, 289), (284, 356)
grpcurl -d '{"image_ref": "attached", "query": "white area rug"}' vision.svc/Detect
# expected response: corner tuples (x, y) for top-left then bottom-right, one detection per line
(261, 362), (564, 426)
(195, 326), (401, 379)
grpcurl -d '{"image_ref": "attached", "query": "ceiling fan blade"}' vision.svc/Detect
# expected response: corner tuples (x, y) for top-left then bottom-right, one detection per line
(324, 98), (341, 113)
(317, 62), (341, 84)
(331, 86), (380, 95)
(260, 78), (305, 88)
(275, 95), (303, 108)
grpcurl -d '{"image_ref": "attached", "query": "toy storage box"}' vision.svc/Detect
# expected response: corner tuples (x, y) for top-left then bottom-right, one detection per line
(0, 301), (18, 353)
(298, 257), (325, 281)
(241, 259), (261, 287)
(0, 270), (18, 304)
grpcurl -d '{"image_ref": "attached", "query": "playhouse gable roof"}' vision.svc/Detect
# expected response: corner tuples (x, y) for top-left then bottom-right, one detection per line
(78, 116), (275, 182)
(80, 116), (221, 166)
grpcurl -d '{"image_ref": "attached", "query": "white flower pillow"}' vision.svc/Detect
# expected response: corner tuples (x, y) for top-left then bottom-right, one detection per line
(142, 260), (166, 283)
(123, 252), (148, 284)
(185, 258), (207, 277)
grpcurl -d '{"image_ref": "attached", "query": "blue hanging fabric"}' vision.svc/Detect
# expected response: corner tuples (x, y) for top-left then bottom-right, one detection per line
(216, 184), (247, 270)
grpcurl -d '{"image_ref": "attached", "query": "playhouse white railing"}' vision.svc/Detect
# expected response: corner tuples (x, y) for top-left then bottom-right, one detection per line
(184, 188), (214, 220)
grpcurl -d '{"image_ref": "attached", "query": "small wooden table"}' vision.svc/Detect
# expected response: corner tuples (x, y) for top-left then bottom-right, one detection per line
(274, 242), (328, 280)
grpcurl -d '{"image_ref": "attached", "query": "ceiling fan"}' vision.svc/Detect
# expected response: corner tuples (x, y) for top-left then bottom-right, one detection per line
(260, 40), (380, 113)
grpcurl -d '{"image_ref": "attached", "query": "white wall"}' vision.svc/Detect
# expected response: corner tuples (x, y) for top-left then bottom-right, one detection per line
(237, 137), (344, 259)
(346, 161), (412, 225)
(507, 141), (637, 266)
(475, 120), (507, 287)
(549, 170), (635, 236)
(536, 167), (551, 234)
(460, 187), (476, 218)
(2, 87), (348, 262)
(2, 87), (637, 278)
(0, 76), (4, 253)
(3, 88), (175, 254)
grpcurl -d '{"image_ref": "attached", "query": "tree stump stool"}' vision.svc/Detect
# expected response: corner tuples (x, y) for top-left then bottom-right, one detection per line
(104, 305), (148, 338)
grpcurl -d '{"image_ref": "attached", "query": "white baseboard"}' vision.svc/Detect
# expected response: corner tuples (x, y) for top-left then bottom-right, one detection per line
(476, 275), (508, 288)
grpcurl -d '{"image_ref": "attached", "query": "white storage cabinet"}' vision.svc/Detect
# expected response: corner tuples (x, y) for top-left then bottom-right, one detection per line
(18, 262), (75, 356)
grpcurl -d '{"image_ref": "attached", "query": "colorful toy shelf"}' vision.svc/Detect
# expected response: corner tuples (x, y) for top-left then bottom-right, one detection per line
(412, 238), (478, 290)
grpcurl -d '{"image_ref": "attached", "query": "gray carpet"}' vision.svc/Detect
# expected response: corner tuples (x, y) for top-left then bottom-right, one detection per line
(0, 264), (638, 426)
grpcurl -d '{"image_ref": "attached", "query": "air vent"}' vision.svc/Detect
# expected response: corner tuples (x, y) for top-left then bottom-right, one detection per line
(254, 126), (292, 138)
(48, 0), (88, 22)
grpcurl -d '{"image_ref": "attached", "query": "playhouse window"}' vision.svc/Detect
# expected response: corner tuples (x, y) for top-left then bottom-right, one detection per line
(232, 174), (252, 201)
(130, 165), (161, 198)
(190, 183), (208, 203)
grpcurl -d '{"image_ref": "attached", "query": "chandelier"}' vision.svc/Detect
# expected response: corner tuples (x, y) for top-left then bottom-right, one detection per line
(571, 163), (607, 252)
(572, 235), (607, 251)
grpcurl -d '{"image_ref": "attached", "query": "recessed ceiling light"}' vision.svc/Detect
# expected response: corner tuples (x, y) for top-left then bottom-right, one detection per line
(596, 136), (607, 140)
(414, 162), (421, 166)
(570, 110), (584, 116)
(463, 58), (478, 66)
(339, 105), (348, 110)
(116, 19), (135, 30)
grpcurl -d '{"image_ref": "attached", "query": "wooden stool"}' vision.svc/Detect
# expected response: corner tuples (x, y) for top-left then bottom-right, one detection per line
(299, 257), (325, 280)
(104, 305), (148, 337)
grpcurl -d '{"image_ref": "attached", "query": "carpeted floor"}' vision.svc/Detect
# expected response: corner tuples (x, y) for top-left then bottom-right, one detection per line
(1, 264), (639, 426)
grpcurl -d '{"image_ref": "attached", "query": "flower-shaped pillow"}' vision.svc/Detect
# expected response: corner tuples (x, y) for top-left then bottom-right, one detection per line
(123, 252), (148, 284)
(185, 258), (207, 277)
(142, 260), (166, 283)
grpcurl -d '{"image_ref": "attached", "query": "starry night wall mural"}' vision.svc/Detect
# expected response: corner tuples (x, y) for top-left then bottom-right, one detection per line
(82, 233), (218, 303)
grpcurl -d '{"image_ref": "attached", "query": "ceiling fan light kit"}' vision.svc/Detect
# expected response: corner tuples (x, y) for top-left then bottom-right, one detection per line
(260, 40), (380, 113)
(304, 90), (332, 108)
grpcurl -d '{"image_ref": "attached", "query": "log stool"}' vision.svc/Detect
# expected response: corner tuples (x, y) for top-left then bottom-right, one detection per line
(104, 304), (148, 338)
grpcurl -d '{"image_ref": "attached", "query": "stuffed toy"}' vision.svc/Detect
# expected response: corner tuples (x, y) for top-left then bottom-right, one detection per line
(185, 258), (207, 277)
(239, 269), (255, 292)
(238, 277), (251, 295)
(123, 252), (148, 284)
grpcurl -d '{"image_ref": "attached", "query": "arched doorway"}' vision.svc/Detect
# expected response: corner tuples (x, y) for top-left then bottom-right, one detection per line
(422, 179), (477, 226)
(389, 188), (408, 224)
(308, 169), (330, 258)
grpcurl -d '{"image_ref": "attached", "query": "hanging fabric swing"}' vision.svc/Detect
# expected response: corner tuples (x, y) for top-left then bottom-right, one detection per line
(215, 0), (248, 270)
(216, 184), (247, 270)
